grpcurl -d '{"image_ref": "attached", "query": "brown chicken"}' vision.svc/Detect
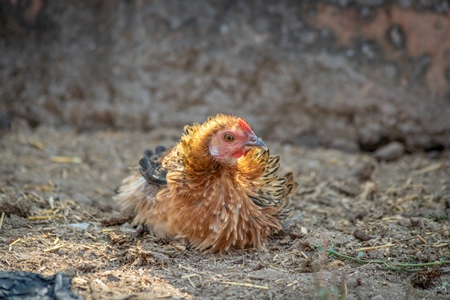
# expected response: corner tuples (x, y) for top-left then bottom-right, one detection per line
(115, 114), (298, 253)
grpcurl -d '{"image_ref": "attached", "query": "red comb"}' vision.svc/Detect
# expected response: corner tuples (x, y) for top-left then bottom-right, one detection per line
(237, 118), (253, 134)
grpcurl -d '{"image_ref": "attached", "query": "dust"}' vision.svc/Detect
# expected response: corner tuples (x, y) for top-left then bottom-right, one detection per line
(1, 122), (449, 299)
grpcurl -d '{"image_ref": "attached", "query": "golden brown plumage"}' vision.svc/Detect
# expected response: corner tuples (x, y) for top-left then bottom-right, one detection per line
(115, 114), (298, 253)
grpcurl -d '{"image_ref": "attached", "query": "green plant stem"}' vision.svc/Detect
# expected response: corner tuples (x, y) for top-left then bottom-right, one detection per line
(311, 243), (450, 272)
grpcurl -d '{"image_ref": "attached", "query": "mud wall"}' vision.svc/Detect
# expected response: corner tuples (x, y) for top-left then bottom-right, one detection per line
(1, 0), (449, 152)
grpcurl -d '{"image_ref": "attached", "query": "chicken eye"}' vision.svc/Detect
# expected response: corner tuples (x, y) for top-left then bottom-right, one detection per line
(223, 133), (235, 143)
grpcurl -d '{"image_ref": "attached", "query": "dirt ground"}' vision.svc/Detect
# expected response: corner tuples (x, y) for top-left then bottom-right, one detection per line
(1, 120), (449, 300)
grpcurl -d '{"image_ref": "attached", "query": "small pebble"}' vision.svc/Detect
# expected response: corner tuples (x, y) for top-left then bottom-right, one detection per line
(374, 141), (404, 161)
(72, 193), (93, 206)
(120, 222), (137, 233)
(63, 267), (77, 277)
(350, 161), (375, 181)
(247, 269), (283, 280)
(68, 223), (91, 231)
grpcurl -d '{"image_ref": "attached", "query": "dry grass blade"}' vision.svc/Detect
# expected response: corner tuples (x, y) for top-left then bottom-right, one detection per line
(0, 212), (5, 230)
(410, 162), (446, 177)
(25, 184), (53, 192)
(28, 215), (63, 221)
(50, 156), (82, 163)
(342, 278), (348, 297)
(417, 235), (427, 244)
(356, 243), (396, 252)
(43, 243), (65, 253)
(29, 140), (46, 151)
(84, 232), (97, 242)
(178, 264), (208, 275)
(434, 242), (450, 248)
(9, 238), (21, 246)
(181, 274), (199, 279)
(8, 238), (21, 251)
(181, 274), (198, 288)
(220, 281), (269, 290)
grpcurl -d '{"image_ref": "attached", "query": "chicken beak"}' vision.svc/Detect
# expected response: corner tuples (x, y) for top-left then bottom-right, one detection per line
(244, 136), (268, 151)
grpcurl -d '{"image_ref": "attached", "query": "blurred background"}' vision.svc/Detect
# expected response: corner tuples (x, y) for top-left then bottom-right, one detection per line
(1, 0), (449, 154)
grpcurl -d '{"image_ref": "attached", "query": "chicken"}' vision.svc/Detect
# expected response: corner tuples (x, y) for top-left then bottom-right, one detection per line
(115, 114), (298, 253)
